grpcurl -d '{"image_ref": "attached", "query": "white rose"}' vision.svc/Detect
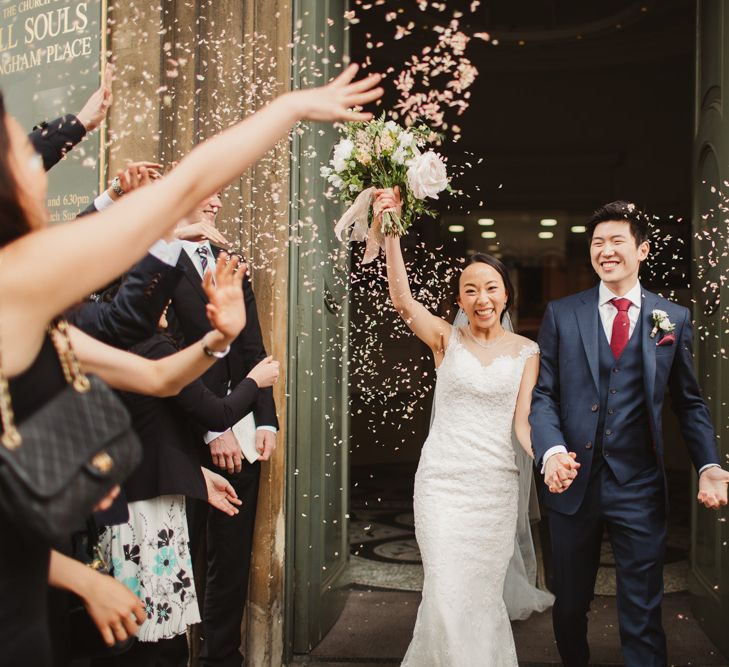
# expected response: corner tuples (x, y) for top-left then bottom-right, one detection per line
(406, 151), (448, 200)
(385, 120), (400, 135)
(331, 139), (354, 172)
(328, 174), (344, 189)
(320, 165), (332, 178)
(659, 319), (672, 332)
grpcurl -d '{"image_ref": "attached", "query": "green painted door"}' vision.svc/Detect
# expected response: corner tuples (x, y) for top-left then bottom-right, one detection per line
(691, 0), (729, 653)
(286, 0), (350, 655)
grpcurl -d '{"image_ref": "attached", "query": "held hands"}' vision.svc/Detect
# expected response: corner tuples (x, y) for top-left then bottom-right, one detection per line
(291, 63), (383, 123)
(202, 467), (242, 515)
(247, 356), (280, 388)
(81, 568), (146, 646)
(544, 451), (581, 494)
(76, 62), (113, 133)
(203, 253), (246, 345)
(697, 466), (729, 509)
(209, 430), (242, 474)
(109, 160), (162, 200)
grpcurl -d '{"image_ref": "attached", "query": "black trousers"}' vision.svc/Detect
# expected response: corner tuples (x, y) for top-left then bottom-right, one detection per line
(189, 460), (261, 667)
(549, 460), (667, 667)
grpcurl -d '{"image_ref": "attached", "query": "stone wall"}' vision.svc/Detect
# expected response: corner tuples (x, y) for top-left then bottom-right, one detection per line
(107, 1), (292, 662)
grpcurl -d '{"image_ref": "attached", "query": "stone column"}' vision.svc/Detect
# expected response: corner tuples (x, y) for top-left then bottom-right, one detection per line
(106, 1), (292, 663)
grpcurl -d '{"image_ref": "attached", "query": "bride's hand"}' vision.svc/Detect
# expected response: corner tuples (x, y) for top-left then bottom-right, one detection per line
(289, 64), (383, 123)
(374, 186), (403, 221)
(202, 467), (242, 515)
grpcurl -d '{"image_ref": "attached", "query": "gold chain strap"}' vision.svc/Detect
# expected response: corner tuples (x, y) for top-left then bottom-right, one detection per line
(0, 316), (90, 451)
(48, 318), (91, 393)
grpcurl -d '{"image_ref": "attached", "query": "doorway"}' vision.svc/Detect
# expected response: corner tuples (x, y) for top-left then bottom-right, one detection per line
(289, 0), (728, 663)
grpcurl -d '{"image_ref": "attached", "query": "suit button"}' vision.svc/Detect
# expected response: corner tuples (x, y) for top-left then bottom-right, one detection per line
(605, 429), (612, 436)
(604, 451), (610, 457)
(591, 404), (598, 412)
(585, 441), (593, 449)
(610, 389), (617, 394)
(613, 368), (620, 373)
(608, 408), (614, 415)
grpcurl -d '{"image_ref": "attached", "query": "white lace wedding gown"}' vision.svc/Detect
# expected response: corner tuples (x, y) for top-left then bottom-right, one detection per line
(402, 327), (539, 667)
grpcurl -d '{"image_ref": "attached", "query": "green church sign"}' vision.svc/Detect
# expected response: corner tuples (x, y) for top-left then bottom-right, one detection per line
(0, 0), (105, 222)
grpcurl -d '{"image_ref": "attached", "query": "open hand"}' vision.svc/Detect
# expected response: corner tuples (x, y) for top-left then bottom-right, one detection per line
(203, 253), (246, 341)
(292, 63), (383, 123)
(175, 220), (230, 248)
(247, 356), (280, 388)
(81, 568), (146, 646)
(209, 430), (242, 474)
(698, 466), (729, 509)
(76, 62), (113, 133)
(112, 160), (162, 198)
(544, 451), (580, 494)
(202, 467), (242, 515)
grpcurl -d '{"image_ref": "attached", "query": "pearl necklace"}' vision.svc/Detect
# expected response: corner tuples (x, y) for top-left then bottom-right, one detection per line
(466, 326), (507, 349)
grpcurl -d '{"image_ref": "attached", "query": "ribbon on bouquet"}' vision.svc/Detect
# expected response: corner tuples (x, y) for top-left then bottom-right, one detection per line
(333, 186), (397, 264)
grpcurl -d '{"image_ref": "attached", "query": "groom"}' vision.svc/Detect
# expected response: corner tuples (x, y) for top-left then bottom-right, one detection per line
(529, 201), (729, 667)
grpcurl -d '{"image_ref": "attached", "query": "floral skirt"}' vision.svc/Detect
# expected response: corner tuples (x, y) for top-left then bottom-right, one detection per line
(99, 495), (201, 642)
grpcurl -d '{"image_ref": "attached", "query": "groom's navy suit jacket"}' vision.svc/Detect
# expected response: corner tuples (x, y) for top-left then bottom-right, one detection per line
(530, 285), (720, 516)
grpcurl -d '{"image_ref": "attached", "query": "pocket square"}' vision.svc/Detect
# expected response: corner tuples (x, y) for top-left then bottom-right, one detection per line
(657, 333), (675, 347)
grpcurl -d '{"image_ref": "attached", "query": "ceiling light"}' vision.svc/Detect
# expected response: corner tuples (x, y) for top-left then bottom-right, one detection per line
(481, 231), (497, 239)
(570, 225), (587, 233)
(478, 218), (495, 226)
(448, 225), (465, 233)
(540, 218), (558, 227)
(538, 231), (554, 239)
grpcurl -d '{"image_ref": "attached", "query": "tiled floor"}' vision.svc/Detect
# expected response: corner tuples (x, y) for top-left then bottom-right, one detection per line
(291, 463), (729, 665)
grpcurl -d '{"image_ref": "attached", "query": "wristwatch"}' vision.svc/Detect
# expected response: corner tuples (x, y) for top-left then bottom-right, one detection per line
(110, 176), (125, 197)
(202, 341), (231, 359)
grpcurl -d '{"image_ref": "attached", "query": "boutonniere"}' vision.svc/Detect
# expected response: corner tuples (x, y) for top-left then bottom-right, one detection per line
(650, 309), (675, 339)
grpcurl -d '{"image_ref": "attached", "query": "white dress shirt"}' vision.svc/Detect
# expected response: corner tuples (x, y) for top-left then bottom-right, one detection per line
(181, 239), (215, 278)
(179, 240), (277, 441)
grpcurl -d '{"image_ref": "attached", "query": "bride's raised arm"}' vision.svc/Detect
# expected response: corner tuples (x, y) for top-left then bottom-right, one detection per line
(379, 188), (450, 357)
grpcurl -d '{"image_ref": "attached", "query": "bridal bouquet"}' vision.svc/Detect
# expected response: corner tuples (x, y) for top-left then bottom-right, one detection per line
(322, 114), (450, 263)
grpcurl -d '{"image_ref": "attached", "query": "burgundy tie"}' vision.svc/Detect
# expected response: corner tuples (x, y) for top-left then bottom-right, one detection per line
(610, 298), (632, 359)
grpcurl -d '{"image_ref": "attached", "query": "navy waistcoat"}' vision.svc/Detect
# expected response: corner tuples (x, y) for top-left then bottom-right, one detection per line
(594, 312), (656, 483)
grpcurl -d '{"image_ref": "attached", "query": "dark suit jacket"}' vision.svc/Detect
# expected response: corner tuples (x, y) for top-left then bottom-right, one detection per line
(529, 286), (720, 515)
(28, 115), (86, 172)
(167, 249), (278, 429)
(119, 334), (260, 502)
(67, 253), (184, 349)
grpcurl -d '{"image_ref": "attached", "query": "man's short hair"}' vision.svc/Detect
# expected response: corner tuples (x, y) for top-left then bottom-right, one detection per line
(586, 200), (649, 246)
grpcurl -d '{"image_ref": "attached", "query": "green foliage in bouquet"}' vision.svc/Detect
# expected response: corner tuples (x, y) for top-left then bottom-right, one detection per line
(321, 114), (450, 236)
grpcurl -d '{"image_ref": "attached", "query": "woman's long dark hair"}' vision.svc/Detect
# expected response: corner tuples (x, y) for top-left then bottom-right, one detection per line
(454, 253), (515, 323)
(0, 92), (32, 248)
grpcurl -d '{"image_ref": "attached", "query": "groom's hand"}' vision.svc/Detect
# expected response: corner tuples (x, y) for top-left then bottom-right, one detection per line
(544, 452), (580, 494)
(697, 466), (729, 509)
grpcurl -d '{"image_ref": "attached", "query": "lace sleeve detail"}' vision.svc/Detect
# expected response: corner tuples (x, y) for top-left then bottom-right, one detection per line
(520, 341), (540, 360)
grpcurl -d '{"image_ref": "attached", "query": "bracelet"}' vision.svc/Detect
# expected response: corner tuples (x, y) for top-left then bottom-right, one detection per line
(110, 176), (125, 197)
(202, 339), (230, 359)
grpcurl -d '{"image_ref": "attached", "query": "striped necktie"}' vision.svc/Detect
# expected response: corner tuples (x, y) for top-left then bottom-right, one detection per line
(196, 245), (209, 276)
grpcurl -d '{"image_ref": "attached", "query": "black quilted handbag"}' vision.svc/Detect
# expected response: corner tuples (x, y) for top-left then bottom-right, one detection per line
(0, 318), (142, 545)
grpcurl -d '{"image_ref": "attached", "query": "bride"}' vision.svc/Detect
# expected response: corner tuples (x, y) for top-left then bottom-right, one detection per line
(377, 188), (549, 666)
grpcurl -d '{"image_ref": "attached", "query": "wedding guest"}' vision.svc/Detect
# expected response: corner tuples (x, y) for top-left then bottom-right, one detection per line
(29, 63), (112, 171)
(0, 64), (383, 667)
(93, 311), (278, 667)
